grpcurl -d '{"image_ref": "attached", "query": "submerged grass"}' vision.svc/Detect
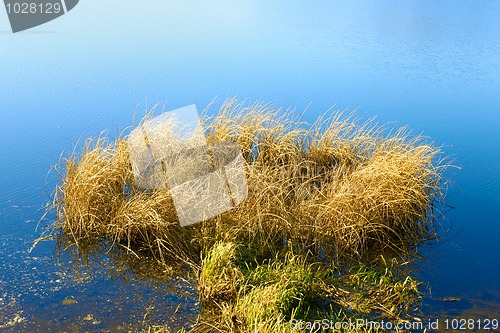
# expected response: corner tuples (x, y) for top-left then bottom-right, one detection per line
(47, 99), (450, 332)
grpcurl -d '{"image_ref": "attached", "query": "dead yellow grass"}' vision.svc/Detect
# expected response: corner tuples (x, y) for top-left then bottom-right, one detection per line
(51, 98), (447, 268)
(47, 98), (451, 332)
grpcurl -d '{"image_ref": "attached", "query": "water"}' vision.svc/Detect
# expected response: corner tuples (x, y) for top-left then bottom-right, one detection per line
(1, 0), (499, 331)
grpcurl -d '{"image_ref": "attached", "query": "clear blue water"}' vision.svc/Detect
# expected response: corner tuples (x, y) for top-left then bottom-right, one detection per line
(1, 0), (500, 330)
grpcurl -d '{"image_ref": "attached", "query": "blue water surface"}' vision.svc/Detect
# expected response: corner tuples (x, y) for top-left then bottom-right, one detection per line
(1, 0), (499, 331)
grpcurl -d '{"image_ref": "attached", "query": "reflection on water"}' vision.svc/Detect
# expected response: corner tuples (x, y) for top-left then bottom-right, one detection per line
(0, 225), (198, 332)
(421, 291), (500, 333)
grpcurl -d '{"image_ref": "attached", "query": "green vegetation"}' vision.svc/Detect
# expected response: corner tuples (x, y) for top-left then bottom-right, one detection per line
(194, 243), (422, 332)
(47, 99), (449, 332)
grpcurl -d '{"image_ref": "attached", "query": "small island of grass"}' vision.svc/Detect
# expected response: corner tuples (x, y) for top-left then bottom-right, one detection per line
(47, 99), (449, 332)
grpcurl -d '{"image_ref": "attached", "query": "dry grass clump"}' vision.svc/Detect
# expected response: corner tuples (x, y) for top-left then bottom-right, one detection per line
(53, 137), (130, 240)
(52, 98), (446, 265)
(201, 100), (445, 262)
(311, 139), (441, 258)
(49, 98), (449, 331)
(53, 136), (196, 264)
